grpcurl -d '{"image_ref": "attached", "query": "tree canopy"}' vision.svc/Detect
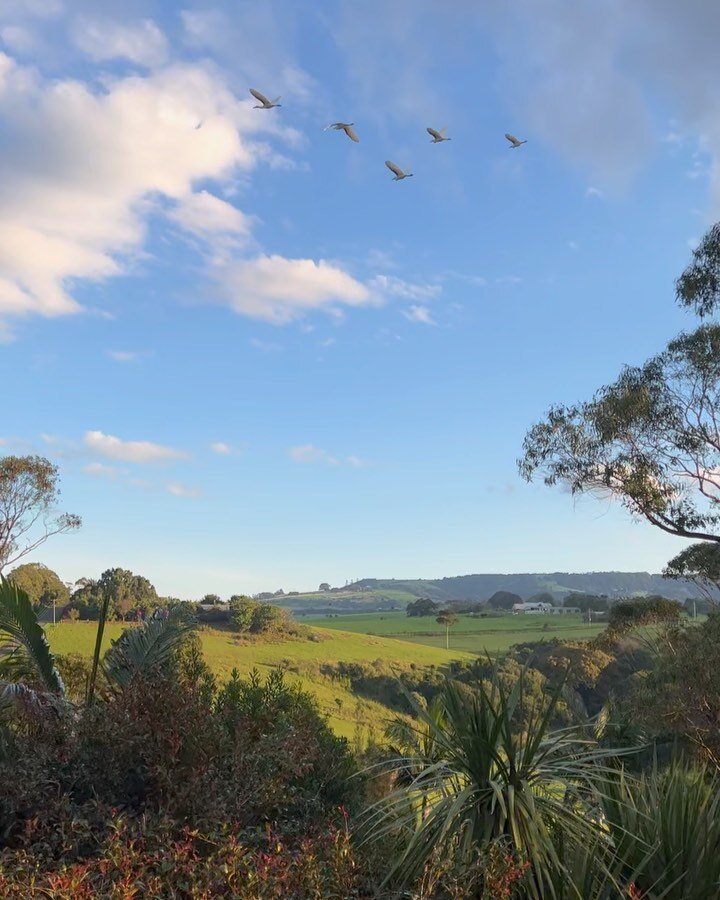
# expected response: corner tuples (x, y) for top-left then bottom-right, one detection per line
(520, 226), (720, 597)
(486, 590), (521, 610)
(406, 597), (439, 617)
(8, 562), (69, 609)
(663, 542), (720, 603)
(0, 455), (80, 571)
(70, 568), (160, 620)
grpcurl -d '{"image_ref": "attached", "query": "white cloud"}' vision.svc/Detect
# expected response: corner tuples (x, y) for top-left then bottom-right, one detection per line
(71, 17), (169, 67)
(216, 255), (375, 324)
(168, 190), (252, 245)
(288, 444), (339, 465)
(585, 186), (604, 199)
(403, 305), (436, 325)
(166, 482), (202, 498)
(84, 430), (187, 463)
(210, 441), (231, 455)
(495, 275), (523, 285)
(0, 25), (35, 54)
(347, 455), (368, 467)
(369, 275), (441, 301)
(0, 52), (299, 327)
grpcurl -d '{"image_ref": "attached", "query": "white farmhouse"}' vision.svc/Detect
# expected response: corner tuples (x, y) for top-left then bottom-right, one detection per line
(512, 601), (554, 614)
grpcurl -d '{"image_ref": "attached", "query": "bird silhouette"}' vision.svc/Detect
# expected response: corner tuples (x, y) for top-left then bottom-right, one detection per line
(249, 88), (281, 109)
(324, 122), (360, 142)
(385, 160), (413, 181)
(505, 133), (527, 148)
(427, 127), (450, 143)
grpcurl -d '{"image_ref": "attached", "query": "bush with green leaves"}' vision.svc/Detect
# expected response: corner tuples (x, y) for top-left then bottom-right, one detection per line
(608, 595), (682, 633)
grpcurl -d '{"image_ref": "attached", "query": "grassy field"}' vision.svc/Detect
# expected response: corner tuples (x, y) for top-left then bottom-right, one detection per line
(44, 613), (605, 737)
(44, 621), (473, 739)
(303, 611), (606, 654)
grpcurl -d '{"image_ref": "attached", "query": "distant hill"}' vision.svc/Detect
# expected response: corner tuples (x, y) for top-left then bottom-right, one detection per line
(342, 572), (698, 604)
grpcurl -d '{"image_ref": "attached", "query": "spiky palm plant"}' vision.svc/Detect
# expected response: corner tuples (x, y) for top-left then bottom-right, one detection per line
(102, 605), (194, 690)
(600, 762), (720, 899)
(0, 575), (63, 696)
(362, 662), (633, 898)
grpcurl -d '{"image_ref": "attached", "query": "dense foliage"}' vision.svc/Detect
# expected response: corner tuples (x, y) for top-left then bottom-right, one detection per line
(607, 595), (682, 632)
(68, 567), (161, 620)
(0, 627), (363, 896)
(229, 595), (292, 634)
(7, 563), (68, 610)
(486, 590), (522, 609)
(406, 597), (439, 617)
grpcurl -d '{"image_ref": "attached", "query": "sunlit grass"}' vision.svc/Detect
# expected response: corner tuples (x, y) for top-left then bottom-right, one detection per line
(303, 610), (605, 654)
(44, 621), (474, 739)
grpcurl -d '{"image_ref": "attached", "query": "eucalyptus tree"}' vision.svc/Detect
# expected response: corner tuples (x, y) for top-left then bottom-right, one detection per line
(520, 226), (720, 586)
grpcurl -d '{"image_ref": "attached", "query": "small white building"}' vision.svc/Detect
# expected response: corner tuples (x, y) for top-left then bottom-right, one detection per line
(512, 601), (554, 614)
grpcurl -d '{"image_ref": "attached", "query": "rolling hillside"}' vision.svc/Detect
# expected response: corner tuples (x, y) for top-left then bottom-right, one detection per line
(282, 572), (698, 612)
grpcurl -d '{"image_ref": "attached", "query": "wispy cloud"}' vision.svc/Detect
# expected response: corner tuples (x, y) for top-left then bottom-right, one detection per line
(288, 444), (339, 466)
(106, 350), (148, 363)
(249, 337), (283, 353)
(288, 445), (367, 467)
(370, 275), (441, 301)
(210, 441), (232, 455)
(166, 482), (202, 498)
(585, 186), (604, 199)
(402, 305), (436, 325)
(70, 16), (169, 67)
(84, 430), (187, 464)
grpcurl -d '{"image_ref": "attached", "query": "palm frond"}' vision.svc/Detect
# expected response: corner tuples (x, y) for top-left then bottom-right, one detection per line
(360, 659), (638, 896)
(102, 605), (194, 689)
(0, 576), (63, 694)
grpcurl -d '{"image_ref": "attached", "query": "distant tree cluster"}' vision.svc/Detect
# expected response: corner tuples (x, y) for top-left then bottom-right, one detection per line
(68, 568), (161, 621)
(564, 593), (610, 613)
(229, 595), (289, 634)
(406, 597), (439, 617)
(485, 591), (521, 610)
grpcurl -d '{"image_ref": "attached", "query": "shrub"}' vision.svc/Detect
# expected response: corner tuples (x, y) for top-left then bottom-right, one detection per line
(608, 596), (681, 633)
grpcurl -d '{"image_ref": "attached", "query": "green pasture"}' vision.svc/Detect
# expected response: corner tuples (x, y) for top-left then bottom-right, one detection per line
(44, 621), (473, 739)
(303, 610), (606, 654)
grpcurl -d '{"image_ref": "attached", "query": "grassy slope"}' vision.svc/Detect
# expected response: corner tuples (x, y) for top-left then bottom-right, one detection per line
(44, 622), (473, 739)
(304, 611), (605, 654)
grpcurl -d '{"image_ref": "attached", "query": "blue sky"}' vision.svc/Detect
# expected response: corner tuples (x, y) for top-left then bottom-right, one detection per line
(1, 0), (718, 597)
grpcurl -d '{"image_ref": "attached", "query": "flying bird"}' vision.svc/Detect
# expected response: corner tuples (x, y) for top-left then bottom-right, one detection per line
(385, 160), (413, 181)
(505, 133), (527, 148)
(324, 122), (359, 142)
(427, 126), (450, 143)
(249, 88), (281, 109)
